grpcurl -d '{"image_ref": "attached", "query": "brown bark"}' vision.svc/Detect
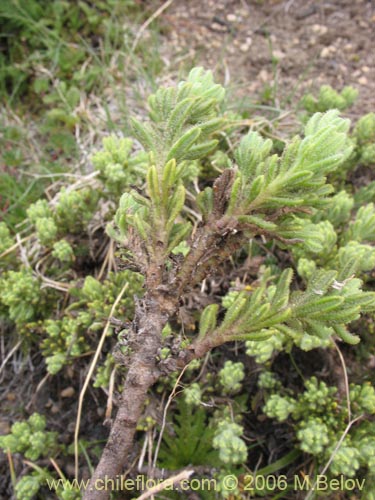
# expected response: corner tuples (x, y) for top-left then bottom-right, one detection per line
(83, 282), (219, 499)
(83, 298), (224, 498)
(83, 297), (165, 500)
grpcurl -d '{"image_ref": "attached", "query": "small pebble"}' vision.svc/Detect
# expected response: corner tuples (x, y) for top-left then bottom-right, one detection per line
(358, 76), (368, 85)
(311, 24), (328, 35)
(0, 420), (11, 434)
(367, 355), (375, 369)
(320, 46), (336, 58)
(273, 49), (285, 59)
(258, 69), (269, 82)
(240, 37), (252, 52)
(51, 404), (60, 414)
(61, 386), (75, 398)
(211, 39), (222, 49)
(339, 64), (347, 73)
(309, 36), (317, 46)
(67, 421), (76, 433)
(66, 464), (76, 477)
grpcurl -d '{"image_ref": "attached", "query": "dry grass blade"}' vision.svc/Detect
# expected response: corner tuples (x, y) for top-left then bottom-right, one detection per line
(136, 469), (195, 500)
(0, 341), (21, 380)
(304, 414), (363, 500)
(0, 235), (33, 259)
(131, 0), (175, 52)
(104, 367), (116, 421)
(50, 457), (66, 480)
(74, 282), (129, 478)
(333, 339), (351, 421)
(152, 363), (191, 469)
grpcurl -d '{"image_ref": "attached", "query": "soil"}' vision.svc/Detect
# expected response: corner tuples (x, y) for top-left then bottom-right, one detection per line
(161, 0), (374, 118)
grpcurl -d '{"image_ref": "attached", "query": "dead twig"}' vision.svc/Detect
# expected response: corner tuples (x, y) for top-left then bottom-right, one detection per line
(131, 0), (175, 52)
(136, 469), (195, 500)
(333, 339), (351, 421)
(0, 341), (21, 380)
(305, 414), (363, 500)
(152, 363), (191, 469)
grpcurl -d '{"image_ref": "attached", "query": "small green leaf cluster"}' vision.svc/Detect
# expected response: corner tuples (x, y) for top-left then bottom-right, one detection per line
(0, 413), (59, 461)
(293, 197), (375, 279)
(296, 417), (330, 455)
(41, 270), (143, 373)
(79, 271), (143, 321)
(262, 375), (375, 479)
(355, 180), (375, 206)
(15, 469), (81, 500)
(212, 420), (247, 464)
(0, 410), (80, 499)
(352, 421), (375, 479)
(263, 393), (296, 421)
(110, 155), (194, 254)
(257, 371), (281, 390)
(42, 314), (91, 374)
(55, 187), (99, 234)
(183, 382), (202, 406)
(54, 488), (82, 500)
(14, 472), (47, 500)
(0, 222), (14, 253)
(245, 330), (286, 363)
(352, 112), (375, 166)
(131, 67), (225, 166)
(0, 269), (46, 324)
(350, 381), (375, 414)
(26, 199), (58, 246)
(26, 186), (99, 248)
(329, 444), (361, 477)
(91, 136), (148, 195)
(301, 87), (374, 176)
(234, 111), (352, 213)
(52, 239), (75, 264)
(301, 85), (358, 114)
(219, 361), (245, 394)
(345, 202), (375, 243)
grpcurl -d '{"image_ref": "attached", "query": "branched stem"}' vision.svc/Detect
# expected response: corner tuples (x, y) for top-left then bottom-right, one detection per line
(84, 295), (166, 500)
(85, 213), (240, 498)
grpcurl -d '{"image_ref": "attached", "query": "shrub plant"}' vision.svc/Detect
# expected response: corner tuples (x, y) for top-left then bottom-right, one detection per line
(1, 70), (375, 500)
